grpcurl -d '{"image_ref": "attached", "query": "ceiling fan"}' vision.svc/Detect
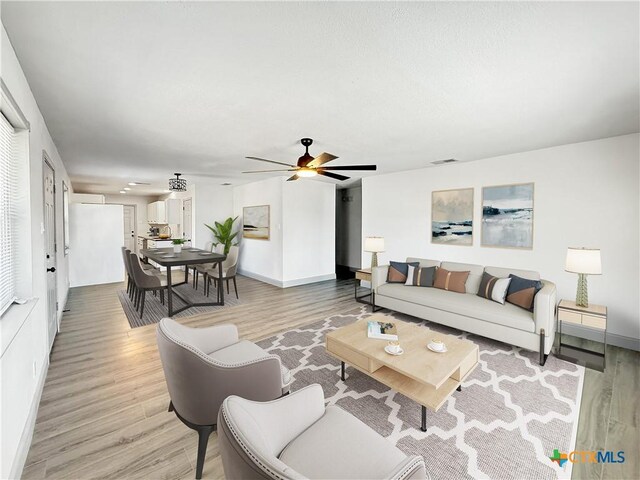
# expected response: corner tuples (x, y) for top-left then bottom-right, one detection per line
(244, 138), (377, 182)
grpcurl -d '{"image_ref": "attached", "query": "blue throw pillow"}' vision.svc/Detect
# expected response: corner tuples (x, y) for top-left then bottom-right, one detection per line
(387, 261), (420, 283)
(506, 275), (543, 311)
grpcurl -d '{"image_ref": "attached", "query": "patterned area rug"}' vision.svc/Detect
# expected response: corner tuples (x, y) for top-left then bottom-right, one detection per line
(117, 281), (242, 328)
(256, 307), (584, 480)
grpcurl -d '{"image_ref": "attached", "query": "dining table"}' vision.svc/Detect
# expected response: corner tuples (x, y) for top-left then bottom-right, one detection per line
(140, 247), (227, 316)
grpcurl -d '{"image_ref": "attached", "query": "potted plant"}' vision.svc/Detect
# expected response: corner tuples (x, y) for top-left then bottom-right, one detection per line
(205, 216), (238, 255)
(172, 238), (186, 253)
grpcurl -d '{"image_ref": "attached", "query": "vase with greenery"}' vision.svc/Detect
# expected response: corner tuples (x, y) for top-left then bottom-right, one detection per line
(172, 238), (186, 253)
(204, 216), (238, 255)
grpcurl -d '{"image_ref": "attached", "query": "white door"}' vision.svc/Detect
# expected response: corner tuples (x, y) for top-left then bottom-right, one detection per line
(123, 205), (136, 252)
(183, 198), (192, 245)
(43, 158), (58, 350)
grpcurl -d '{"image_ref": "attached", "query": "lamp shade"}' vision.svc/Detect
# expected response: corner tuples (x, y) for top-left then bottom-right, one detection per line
(364, 236), (385, 252)
(565, 247), (601, 275)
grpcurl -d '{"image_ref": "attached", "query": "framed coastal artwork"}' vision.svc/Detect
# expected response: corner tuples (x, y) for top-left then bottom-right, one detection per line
(431, 188), (473, 246)
(243, 205), (270, 240)
(481, 183), (534, 249)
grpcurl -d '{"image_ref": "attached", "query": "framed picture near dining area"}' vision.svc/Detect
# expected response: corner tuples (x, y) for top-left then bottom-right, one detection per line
(243, 205), (270, 240)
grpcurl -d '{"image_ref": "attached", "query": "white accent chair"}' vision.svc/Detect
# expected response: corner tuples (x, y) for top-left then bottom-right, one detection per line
(218, 384), (428, 480)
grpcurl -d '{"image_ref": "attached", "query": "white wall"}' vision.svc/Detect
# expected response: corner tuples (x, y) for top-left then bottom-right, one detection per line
(193, 182), (234, 250)
(233, 177), (336, 287)
(1, 25), (72, 478)
(362, 134), (640, 348)
(233, 177), (284, 283)
(282, 180), (336, 285)
(68, 204), (125, 287)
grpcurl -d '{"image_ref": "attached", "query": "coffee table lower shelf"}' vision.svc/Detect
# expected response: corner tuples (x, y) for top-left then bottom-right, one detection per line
(334, 356), (469, 432)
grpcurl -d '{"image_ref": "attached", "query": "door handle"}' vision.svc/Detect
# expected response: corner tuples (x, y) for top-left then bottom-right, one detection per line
(47, 267), (56, 273)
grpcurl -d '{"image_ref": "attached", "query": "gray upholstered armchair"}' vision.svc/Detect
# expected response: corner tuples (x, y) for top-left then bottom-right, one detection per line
(218, 384), (429, 480)
(156, 317), (292, 479)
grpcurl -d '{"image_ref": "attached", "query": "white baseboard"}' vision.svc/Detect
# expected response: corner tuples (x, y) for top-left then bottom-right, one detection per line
(561, 322), (640, 351)
(281, 274), (336, 288)
(238, 269), (336, 288)
(237, 269), (282, 287)
(9, 353), (49, 479)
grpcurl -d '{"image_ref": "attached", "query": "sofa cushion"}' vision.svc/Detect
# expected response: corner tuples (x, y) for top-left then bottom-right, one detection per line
(506, 275), (543, 311)
(208, 340), (291, 387)
(406, 257), (441, 269)
(477, 272), (512, 305)
(440, 261), (484, 294)
(387, 261), (420, 283)
(377, 283), (535, 332)
(433, 268), (469, 293)
(279, 405), (407, 479)
(405, 265), (436, 287)
(485, 266), (540, 281)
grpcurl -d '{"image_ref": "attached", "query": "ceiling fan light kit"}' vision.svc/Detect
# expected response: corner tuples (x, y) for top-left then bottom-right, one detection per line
(244, 138), (377, 182)
(297, 167), (317, 178)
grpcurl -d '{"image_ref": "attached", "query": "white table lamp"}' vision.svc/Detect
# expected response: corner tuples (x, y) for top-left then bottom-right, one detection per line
(565, 247), (601, 307)
(364, 237), (385, 269)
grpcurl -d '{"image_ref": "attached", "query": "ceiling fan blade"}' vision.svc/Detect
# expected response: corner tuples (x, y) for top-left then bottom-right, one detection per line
(246, 156), (297, 167)
(319, 165), (377, 171)
(317, 170), (350, 181)
(242, 169), (297, 173)
(286, 174), (300, 182)
(307, 152), (338, 168)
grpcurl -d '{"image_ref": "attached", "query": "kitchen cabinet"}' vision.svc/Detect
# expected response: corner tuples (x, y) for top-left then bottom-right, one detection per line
(147, 199), (181, 224)
(147, 201), (166, 224)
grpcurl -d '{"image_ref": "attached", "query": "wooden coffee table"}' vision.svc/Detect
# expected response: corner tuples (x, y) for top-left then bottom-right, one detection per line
(326, 313), (479, 431)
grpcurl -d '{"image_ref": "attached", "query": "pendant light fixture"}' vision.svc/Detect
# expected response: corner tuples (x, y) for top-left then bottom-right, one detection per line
(169, 173), (187, 192)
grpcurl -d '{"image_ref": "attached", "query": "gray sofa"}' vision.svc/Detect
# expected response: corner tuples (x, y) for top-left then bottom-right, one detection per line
(372, 258), (556, 365)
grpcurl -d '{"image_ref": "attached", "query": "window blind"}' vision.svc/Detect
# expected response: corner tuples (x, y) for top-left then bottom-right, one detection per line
(0, 112), (17, 315)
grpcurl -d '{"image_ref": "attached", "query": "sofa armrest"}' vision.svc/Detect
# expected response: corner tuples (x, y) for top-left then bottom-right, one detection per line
(534, 280), (557, 336)
(372, 265), (390, 292)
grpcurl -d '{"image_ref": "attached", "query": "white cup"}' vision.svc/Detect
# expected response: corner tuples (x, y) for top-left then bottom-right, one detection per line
(387, 341), (401, 354)
(430, 339), (445, 351)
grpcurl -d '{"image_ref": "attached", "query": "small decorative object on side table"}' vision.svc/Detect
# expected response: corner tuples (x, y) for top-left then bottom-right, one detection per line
(556, 299), (607, 371)
(354, 268), (381, 311)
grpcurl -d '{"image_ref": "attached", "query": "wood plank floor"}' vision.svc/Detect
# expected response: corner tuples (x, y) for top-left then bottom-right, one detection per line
(22, 276), (639, 479)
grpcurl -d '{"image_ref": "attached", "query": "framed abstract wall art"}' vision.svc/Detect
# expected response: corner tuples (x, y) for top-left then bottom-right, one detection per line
(431, 188), (474, 246)
(242, 205), (270, 240)
(481, 183), (534, 249)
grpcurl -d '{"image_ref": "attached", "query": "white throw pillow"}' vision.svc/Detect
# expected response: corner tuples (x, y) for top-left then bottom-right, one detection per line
(405, 265), (416, 286)
(490, 277), (512, 304)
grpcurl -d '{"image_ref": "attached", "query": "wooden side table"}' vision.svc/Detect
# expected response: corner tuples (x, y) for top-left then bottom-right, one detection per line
(556, 299), (607, 371)
(354, 268), (380, 311)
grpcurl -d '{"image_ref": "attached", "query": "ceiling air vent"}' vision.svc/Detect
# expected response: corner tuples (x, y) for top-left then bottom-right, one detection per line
(431, 158), (459, 165)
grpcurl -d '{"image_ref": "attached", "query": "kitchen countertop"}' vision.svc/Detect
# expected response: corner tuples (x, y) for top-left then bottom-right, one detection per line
(138, 235), (178, 241)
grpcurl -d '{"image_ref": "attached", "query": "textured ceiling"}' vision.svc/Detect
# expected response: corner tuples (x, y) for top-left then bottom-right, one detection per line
(2, 1), (638, 195)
